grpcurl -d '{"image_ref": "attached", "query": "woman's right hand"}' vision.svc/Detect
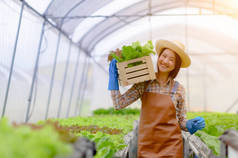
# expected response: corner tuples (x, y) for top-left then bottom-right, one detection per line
(108, 59), (119, 90)
(186, 116), (205, 134)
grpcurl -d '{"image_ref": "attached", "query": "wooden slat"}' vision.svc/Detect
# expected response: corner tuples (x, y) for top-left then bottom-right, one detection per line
(145, 56), (156, 80)
(127, 75), (151, 84)
(121, 56), (146, 65)
(117, 62), (126, 69)
(119, 80), (129, 86)
(118, 66), (130, 86)
(117, 63), (126, 81)
(116, 56), (156, 87)
(117, 56), (147, 69)
(125, 64), (147, 73)
(126, 69), (149, 78)
(119, 74), (127, 81)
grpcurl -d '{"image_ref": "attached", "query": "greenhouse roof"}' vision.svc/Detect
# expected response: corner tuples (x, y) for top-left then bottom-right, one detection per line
(23, 0), (238, 55)
(2, 0), (238, 122)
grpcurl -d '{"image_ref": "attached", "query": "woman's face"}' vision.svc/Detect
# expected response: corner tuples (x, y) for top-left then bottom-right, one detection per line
(157, 48), (176, 73)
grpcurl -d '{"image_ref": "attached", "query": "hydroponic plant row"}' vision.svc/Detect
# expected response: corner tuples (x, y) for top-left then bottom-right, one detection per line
(1, 108), (237, 158)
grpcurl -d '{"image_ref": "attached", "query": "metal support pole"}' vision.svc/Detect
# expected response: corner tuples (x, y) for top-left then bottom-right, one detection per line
(2, 2), (24, 117)
(74, 56), (88, 116)
(66, 51), (81, 117)
(18, 1), (110, 76)
(75, 58), (89, 115)
(148, 0), (152, 40)
(185, 1), (190, 111)
(203, 64), (207, 112)
(212, 0), (215, 15)
(226, 98), (238, 113)
(77, 58), (90, 115)
(186, 67), (190, 111)
(45, 32), (61, 120)
(25, 21), (46, 122)
(57, 42), (72, 118)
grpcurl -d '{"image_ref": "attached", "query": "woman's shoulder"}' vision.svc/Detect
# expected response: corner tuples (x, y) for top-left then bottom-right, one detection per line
(173, 80), (183, 87)
(131, 80), (147, 90)
(131, 79), (155, 91)
(134, 79), (154, 86)
(173, 80), (185, 94)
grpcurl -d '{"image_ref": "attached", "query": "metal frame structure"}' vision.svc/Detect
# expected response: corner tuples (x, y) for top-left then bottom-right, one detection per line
(42, 1), (238, 113)
(66, 50), (81, 118)
(1, 0), (91, 121)
(45, 31), (62, 119)
(43, 0), (238, 55)
(76, 57), (90, 116)
(57, 41), (72, 118)
(25, 21), (46, 122)
(2, 0), (238, 122)
(2, 2), (25, 117)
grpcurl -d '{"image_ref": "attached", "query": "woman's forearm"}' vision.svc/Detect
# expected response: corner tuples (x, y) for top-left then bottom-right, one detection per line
(110, 83), (143, 110)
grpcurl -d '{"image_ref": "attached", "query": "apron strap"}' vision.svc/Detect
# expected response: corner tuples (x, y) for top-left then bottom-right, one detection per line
(170, 81), (179, 99)
(143, 80), (153, 93)
(143, 79), (179, 98)
(168, 79), (174, 95)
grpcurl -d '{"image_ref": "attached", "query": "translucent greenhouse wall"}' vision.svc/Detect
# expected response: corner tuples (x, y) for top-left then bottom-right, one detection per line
(93, 11), (238, 114)
(93, 54), (238, 114)
(0, 1), (92, 122)
(1, 0), (238, 123)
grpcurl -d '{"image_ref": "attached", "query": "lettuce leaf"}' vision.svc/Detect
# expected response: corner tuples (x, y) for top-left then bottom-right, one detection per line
(111, 40), (156, 63)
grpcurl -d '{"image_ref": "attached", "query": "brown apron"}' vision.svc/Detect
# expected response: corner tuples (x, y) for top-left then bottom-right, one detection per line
(138, 81), (183, 158)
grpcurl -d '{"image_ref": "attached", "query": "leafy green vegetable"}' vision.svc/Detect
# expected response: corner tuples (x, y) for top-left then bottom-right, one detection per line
(56, 115), (139, 158)
(187, 112), (238, 155)
(80, 131), (118, 158)
(195, 130), (220, 155)
(9, 109), (234, 158)
(93, 107), (140, 115)
(0, 118), (72, 158)
(88, 110), (238, 156)
(111, 40), (156, 64)
(111, 52), (123, 62)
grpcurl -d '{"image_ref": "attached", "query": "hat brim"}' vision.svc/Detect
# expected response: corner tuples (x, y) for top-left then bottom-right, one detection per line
(155, 40), (191, 68)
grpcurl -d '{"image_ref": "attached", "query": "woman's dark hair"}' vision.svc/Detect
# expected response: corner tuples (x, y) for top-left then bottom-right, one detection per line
(159, 48), (182, 79)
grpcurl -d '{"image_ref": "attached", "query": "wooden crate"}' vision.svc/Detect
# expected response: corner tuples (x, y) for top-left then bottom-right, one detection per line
(116, 56), (156, 86)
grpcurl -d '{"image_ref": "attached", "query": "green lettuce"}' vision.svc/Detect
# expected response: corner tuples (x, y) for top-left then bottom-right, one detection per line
(111, 40), (156, 63)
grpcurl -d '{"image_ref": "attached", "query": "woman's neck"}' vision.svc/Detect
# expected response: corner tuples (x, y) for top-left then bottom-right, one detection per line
(156, 72), (169, 84)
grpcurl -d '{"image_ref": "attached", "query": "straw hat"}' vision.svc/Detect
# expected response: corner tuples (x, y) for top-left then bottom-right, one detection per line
(155, 40), (191, 68)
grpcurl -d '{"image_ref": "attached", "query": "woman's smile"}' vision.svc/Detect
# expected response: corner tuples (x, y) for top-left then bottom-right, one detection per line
(160, 64), (168, 70)
(157, 49), (176, 73)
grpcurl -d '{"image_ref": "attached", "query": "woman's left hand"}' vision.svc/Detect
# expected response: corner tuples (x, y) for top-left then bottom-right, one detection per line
(186, 116), (205, 134)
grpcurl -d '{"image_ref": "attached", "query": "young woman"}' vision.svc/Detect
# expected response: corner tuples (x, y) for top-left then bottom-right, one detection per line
(108, 40), (205, 158)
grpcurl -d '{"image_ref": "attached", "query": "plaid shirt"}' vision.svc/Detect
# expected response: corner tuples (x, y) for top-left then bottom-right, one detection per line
(111, 79), (188, 131)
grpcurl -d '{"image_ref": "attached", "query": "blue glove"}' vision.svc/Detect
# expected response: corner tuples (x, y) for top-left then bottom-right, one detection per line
(108, 59), (119, 90)
(186, 116), (205, 134)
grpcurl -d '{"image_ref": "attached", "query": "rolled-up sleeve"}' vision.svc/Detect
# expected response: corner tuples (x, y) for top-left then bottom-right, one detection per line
(176, 84), (188, 131)
(110, 82), (145, 110)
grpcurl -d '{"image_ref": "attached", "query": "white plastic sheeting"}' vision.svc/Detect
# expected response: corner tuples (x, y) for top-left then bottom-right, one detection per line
(1, 0), (238, 123)
(94, 8), (238, 113)
(1, 1), (92, 122)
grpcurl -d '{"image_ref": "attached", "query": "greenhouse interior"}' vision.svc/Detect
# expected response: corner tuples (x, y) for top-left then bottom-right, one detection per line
(1, 0), (238, 158)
